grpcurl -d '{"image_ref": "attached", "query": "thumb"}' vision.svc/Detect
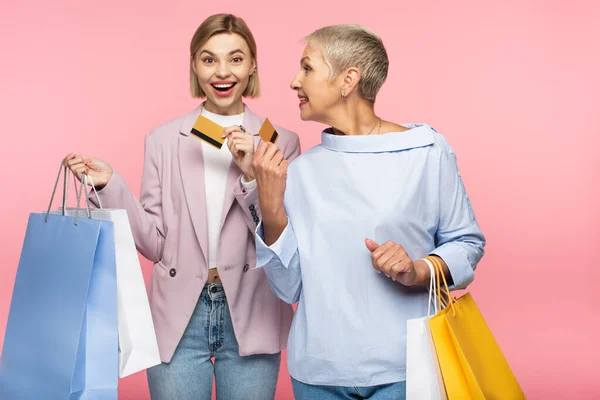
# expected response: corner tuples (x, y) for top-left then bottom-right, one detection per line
(365, 238), (379, 252)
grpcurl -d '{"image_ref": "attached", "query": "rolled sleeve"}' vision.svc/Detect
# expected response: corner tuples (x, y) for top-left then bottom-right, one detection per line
(255, 218), (298, 269)
(431, 242), (474, 289)
(255, 218), (302, 304)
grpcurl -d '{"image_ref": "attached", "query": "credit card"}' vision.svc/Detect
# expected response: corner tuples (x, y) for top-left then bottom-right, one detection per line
(258, 118), (279, 144)
(190, 115), (225, 149)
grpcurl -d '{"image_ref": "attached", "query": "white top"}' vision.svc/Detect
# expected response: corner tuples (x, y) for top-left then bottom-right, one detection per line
(200, 108), (243, 269)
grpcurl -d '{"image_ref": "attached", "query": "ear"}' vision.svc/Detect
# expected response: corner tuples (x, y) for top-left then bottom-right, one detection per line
(250, 59), (257, 75)
(340, 67), (361, 97)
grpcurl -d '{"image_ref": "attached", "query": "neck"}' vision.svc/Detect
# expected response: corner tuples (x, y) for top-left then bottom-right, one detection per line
(326, 99), (379, 136)
(203, 99), (244, 116)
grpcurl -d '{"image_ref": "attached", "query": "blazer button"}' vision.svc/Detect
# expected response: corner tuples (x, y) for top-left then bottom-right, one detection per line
(169, 268), (176, 277)
(243, 264), (249, 272)
(249, 204), (256, 211)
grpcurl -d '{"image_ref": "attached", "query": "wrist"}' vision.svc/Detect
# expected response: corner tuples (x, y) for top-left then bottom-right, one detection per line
(412, 259), (430, 286)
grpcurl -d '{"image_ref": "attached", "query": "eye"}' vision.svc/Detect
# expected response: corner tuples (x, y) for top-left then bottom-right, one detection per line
(202, 57), (215, 64)
(303, 65), (312, 73)
(231, 56), (244, 63)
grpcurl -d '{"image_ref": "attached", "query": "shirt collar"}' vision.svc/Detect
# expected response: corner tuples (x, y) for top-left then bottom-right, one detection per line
(321, 123), (435, 153)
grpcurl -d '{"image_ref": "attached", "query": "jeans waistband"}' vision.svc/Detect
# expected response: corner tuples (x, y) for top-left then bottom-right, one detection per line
(202, 282), (225, 300)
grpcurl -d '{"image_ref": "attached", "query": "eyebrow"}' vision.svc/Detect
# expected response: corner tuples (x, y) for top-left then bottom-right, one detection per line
(199, 49), (247, 56)
(300, 56), (311, 64)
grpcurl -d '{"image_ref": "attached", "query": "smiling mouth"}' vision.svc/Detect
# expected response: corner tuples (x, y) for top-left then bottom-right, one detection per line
(299, 96), (309, 103)
(212, 83), (237, 92)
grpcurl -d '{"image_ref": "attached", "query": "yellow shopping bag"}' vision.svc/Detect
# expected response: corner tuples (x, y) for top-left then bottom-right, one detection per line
(426, 257), (526, 400)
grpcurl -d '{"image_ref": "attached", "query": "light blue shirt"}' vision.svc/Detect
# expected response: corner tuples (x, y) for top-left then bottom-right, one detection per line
(255, 124), (486, 387)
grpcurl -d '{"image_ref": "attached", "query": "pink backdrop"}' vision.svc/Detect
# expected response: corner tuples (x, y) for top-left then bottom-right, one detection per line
(1, 1), (598, 399)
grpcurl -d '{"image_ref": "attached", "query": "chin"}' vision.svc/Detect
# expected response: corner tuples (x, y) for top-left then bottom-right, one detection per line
(299, 108), (313, 121)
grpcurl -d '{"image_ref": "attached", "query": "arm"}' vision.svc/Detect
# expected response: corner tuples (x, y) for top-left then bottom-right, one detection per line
(255, 217), (302, 304)
(252, 140), (303, 304)
(428, 136), (486, 290)
(90, 135), (166, 262)
(234, 132), (301, 231)
(366, 137), (485, 289)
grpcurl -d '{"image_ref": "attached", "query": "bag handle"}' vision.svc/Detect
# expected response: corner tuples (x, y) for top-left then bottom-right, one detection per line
(422, 258), (438, 316)
(427, 256), (457, 316)
(84, 174), (103, 209)
(45, 161), (88, 226)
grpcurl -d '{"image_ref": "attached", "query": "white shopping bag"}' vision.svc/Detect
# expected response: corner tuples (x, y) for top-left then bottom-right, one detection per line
(406, 258), (447, 400)
(49, 174), (161, 378)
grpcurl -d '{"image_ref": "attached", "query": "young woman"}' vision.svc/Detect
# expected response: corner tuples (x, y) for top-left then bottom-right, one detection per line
(65, 14), (300, 400)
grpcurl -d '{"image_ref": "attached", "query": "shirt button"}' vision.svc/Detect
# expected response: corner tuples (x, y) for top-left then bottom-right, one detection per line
(210, 286), (218, 293)
(249, 204), (255, 211)
(169, 268), (176, 277)
(243, 264), (249, 272)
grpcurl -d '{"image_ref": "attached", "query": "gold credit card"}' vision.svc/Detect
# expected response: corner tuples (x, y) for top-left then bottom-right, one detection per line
(190, 115), (225, 149)
(258, 118), (279, 144)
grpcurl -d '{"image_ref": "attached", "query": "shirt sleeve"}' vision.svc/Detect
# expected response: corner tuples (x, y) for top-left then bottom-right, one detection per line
(430, 136), (486, 290)
(241, 175), (257, 191)
(255, 218), (302, 304)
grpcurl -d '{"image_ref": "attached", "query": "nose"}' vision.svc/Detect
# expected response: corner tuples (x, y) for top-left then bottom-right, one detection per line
(216, 62), (231, 78)
(290, 72), (301, 91)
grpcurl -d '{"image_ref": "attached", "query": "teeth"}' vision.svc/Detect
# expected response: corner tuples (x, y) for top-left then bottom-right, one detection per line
(300, 97), (308, 102)
(213, 84), (234, 89)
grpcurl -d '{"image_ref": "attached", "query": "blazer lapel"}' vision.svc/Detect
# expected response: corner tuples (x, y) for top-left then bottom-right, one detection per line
(179, 104), (209, 265)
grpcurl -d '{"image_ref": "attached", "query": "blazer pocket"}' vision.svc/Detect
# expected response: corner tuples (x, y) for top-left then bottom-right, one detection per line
(153, 260), (169, 277)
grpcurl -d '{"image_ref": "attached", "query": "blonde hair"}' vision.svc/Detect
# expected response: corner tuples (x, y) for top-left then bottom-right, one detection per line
(189, 14), (260, 98)
(305, 24), (388, 103)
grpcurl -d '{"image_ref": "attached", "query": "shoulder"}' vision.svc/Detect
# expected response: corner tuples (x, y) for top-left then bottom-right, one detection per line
(401, 123), (456, 158)
(145, 112), (189, 145)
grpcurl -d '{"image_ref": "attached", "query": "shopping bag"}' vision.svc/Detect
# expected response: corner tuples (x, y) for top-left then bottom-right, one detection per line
(0, 165), (118, 399)
(406, 258), (447, 400)
(427, 257), (525, 400)
(50, 175), (161, 378)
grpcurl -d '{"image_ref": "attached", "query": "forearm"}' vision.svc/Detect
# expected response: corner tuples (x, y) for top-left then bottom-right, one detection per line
(262, 208), (288, 246)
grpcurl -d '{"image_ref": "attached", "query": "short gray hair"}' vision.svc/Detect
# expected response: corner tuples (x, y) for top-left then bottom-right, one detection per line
(305, 24), (389, 103)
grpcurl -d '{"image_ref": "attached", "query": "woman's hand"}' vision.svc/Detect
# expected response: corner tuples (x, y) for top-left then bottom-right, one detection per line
(223, 125), (255, 181)
(63, 153), (113, 189)
(365, 239), (420, 286)
(252, 141), (288, 245)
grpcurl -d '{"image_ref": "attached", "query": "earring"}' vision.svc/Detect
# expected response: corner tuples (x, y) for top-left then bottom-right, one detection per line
(341, 90), (346, 99)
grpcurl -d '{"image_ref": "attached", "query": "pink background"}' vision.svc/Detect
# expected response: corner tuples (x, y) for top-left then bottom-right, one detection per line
(1, 1), (598, 399)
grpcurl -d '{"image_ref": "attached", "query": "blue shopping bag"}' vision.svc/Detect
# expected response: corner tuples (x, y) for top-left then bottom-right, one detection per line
(0, 166), (118, 400)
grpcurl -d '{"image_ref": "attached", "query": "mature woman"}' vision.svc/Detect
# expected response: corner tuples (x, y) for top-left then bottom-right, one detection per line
(252, 24), (485, 399)
(65, 14), (300, 400)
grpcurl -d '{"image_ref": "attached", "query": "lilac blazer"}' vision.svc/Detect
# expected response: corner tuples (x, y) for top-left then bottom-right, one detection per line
(92, 104), (301, 362)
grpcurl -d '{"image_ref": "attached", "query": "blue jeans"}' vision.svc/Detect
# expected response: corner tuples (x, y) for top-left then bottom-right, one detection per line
(147, 283), (281, 400)
(291, 377), (406, 400)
